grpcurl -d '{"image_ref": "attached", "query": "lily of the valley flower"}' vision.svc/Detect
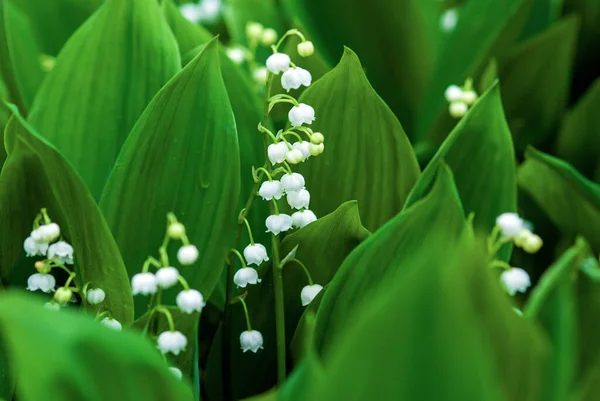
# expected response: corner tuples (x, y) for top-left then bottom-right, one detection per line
(440, 8), (459, 32)
(500, 268), (531, 296)
(47, 241), (74, 264)
(287, 188), (310, 210)
(258, 180), (284, 201)
(243, 244), (269, 265)
(496, 213), (527, 239)
(444, 85), (463, 102)
(31, 223), (60, 243)
(281, 67), (312, 92)
(54, 287), (73, 305)
(234, 267), (262, 288)
(301, 284), (323, 306)
(253, 67), (268, 85)
(240, 330), (264, 353)
(155, 267), (180, 289)
(308, 143), (324, 156)
(266, 53), (291, 74)
(177, 245), (199, 265)
(292, 141), (311, 161)
(267, 142), (288, 165)
(24, 236), (48, 257)
(449, 101), (468, 118)
(176, 289), (206, 314)
(261, 28), (278, 46)
(297, 41), (314, 57)
(27, 273), (56, 293)
(291, 210), (317, 228)
(131, 272), (158, 296)
(280, 173), (305, 192)
(286, 148), (305, 164)
(265, 214), (293, 235)
(86, 288), (106, 305)
(169, 367), (183, 380)
(157, 331), (188, 355)
(101, 317), (122, 331)
(226, 47), (246, 64)
(288, 103), (316, 127)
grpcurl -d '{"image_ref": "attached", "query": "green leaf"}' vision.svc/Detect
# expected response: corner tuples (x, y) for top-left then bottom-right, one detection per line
(555, 77), (600, 178)
(405, 82), (517, 248)
(0, 335), (13, 401)
(283, 0), (439, 134)
(0, 292), (193, 401)
(100, 39), (240, 314)
(0, 0), (44, 112)
(518, 147), (600, 251)
(26, 0), (180, 199)
(205, 201), (370, 400)
(499, 15), (579, 151)
(0, 105), (133, 323)
(8, 0), (101, 56)
(314, 164), (465, 356)
(295, 48), (420, 232)
(416, 0), (527, 141)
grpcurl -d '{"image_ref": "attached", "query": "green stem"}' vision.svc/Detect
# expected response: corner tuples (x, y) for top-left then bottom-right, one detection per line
(283, 258), (314, 285)
(228, 248), (247, 268)
(238, 297), (253, 331)
(156, 306), (175, 331)
(242, 218), (255, 244)
(270, 231), (286, 385)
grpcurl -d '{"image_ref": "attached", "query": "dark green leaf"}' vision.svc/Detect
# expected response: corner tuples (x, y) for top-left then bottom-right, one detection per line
(518, 147), (600, 251)
(499, 15), (579, 151)
(0, 292), (193, 401)
(100, 39), (239, 314)
(314, 164), (465, 355)
(0, 106), (133, 323)
(295, 47), (420, 232)
(405, 82), (517, 250)
(26, 0), (180, 198)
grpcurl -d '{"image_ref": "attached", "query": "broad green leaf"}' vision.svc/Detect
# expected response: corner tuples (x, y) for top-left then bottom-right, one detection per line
(524, 239), (588, 401)
(0, 292), (193, 401)
(519, 0), (564, 39)
(0, 334), (13, 401)
(499, 16), (579, 151)
(314, 164), (465, 355)
(319, 237), (526, 401)
(518, 147), (600, 251)
(295, 48), (420, 232)
(405, 83), (517, 247)
(0, 106), (133, 323)
(9, 0), (101, 56)
(205, 201), (370, 400)
(555, 77), (600, 177)
(162, 0), (213, 58)
(284, 0), (438, 133)
(417, 0), (527, 141)
(0, 0), (44, 112)
(26, 0), (180, 199)
(100, 39), (240, 314)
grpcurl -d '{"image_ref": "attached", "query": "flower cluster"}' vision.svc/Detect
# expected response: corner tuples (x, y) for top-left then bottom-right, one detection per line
(23, 208), (107, 312)
(496, 212), (543, 254)
(444, 79), (478, 118)
(179, 0), (221, 25)
(131, 214), (205, 360)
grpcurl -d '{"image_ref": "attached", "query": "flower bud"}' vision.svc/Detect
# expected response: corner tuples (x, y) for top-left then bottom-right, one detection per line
(297, 41), (314, 57)
(253, 67), (268, 85)
(234, 267), (262, 288)
(167, 222), (186, 239)
(292, 141), (310, 161)
(308, 143), (324, 156)
(246, 22), (264, 40)
(34, 261), (51, 274)
(462, 90), (478, 106)
(444, 85), (463, 102)
(169, 367), (183, 380)
(449, 101), (468, 118)
(54, 287), (73, 305)
(522, 234), (543, 254)
(240, 330), (264, 353)
(101, 317), (122, 331)
(310, 132), (324, 144)
(177, 245), (199, 266)
(261, 28), (278, 46)
(286, 149), (305, 164)
(301, 284), (323, 306)
(86, 288), (106, 305)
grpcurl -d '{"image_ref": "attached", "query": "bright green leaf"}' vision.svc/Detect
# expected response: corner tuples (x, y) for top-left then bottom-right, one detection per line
(295, 48), (420, 232)
(0, 106), (133, 323)
(26, 0), (180, 198)
(100, 39), (240, 314)
(0, 292), (193, 401)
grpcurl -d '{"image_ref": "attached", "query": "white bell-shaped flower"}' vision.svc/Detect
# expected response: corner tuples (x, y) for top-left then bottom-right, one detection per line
(261, 28), (277, 46)
(86, 288), (106, 305)
(500, 268), (531, 296)
(286, 148), (304, 164)
(297, 41), (314, 57)
(226, 47), (246, 64)
(301, 284), (323, 306)
(280, 173), (305, 192)
(267, 142), (288, 165)
(131, 272), (158, 296)
(24, 236), (48, 257)
(496, 213), (526, 239)
(240, 330), (264, 353)
(281, 67), (312, 92)
(287, 188), (310, 210)
(234, 267), (262, 288)
(291, 210), (317, 228)
(288, 103), (316, 127)
(31, 223), (60, 243)
(101, 317), (122, 331)
(47, 241), (74, 265)
(265, 214), (293, 235)
(292, 141), (310, 161)
(156, 267), (180, 289)
(157, 331), (188, 355)
(266, 53), (291, 74)
(243, 244), (269, 266)
(27, 273), (56, 293)
(176, 289), (205, 314)
(440, 8), (459, 32)
(444, 85), (463, 102)
(179, 3), (201, 24)
(169, 367), (183, 380)
(177, 245), (199, 265)
(44, 301), (61, 312)
(258, 180), (284, 201)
